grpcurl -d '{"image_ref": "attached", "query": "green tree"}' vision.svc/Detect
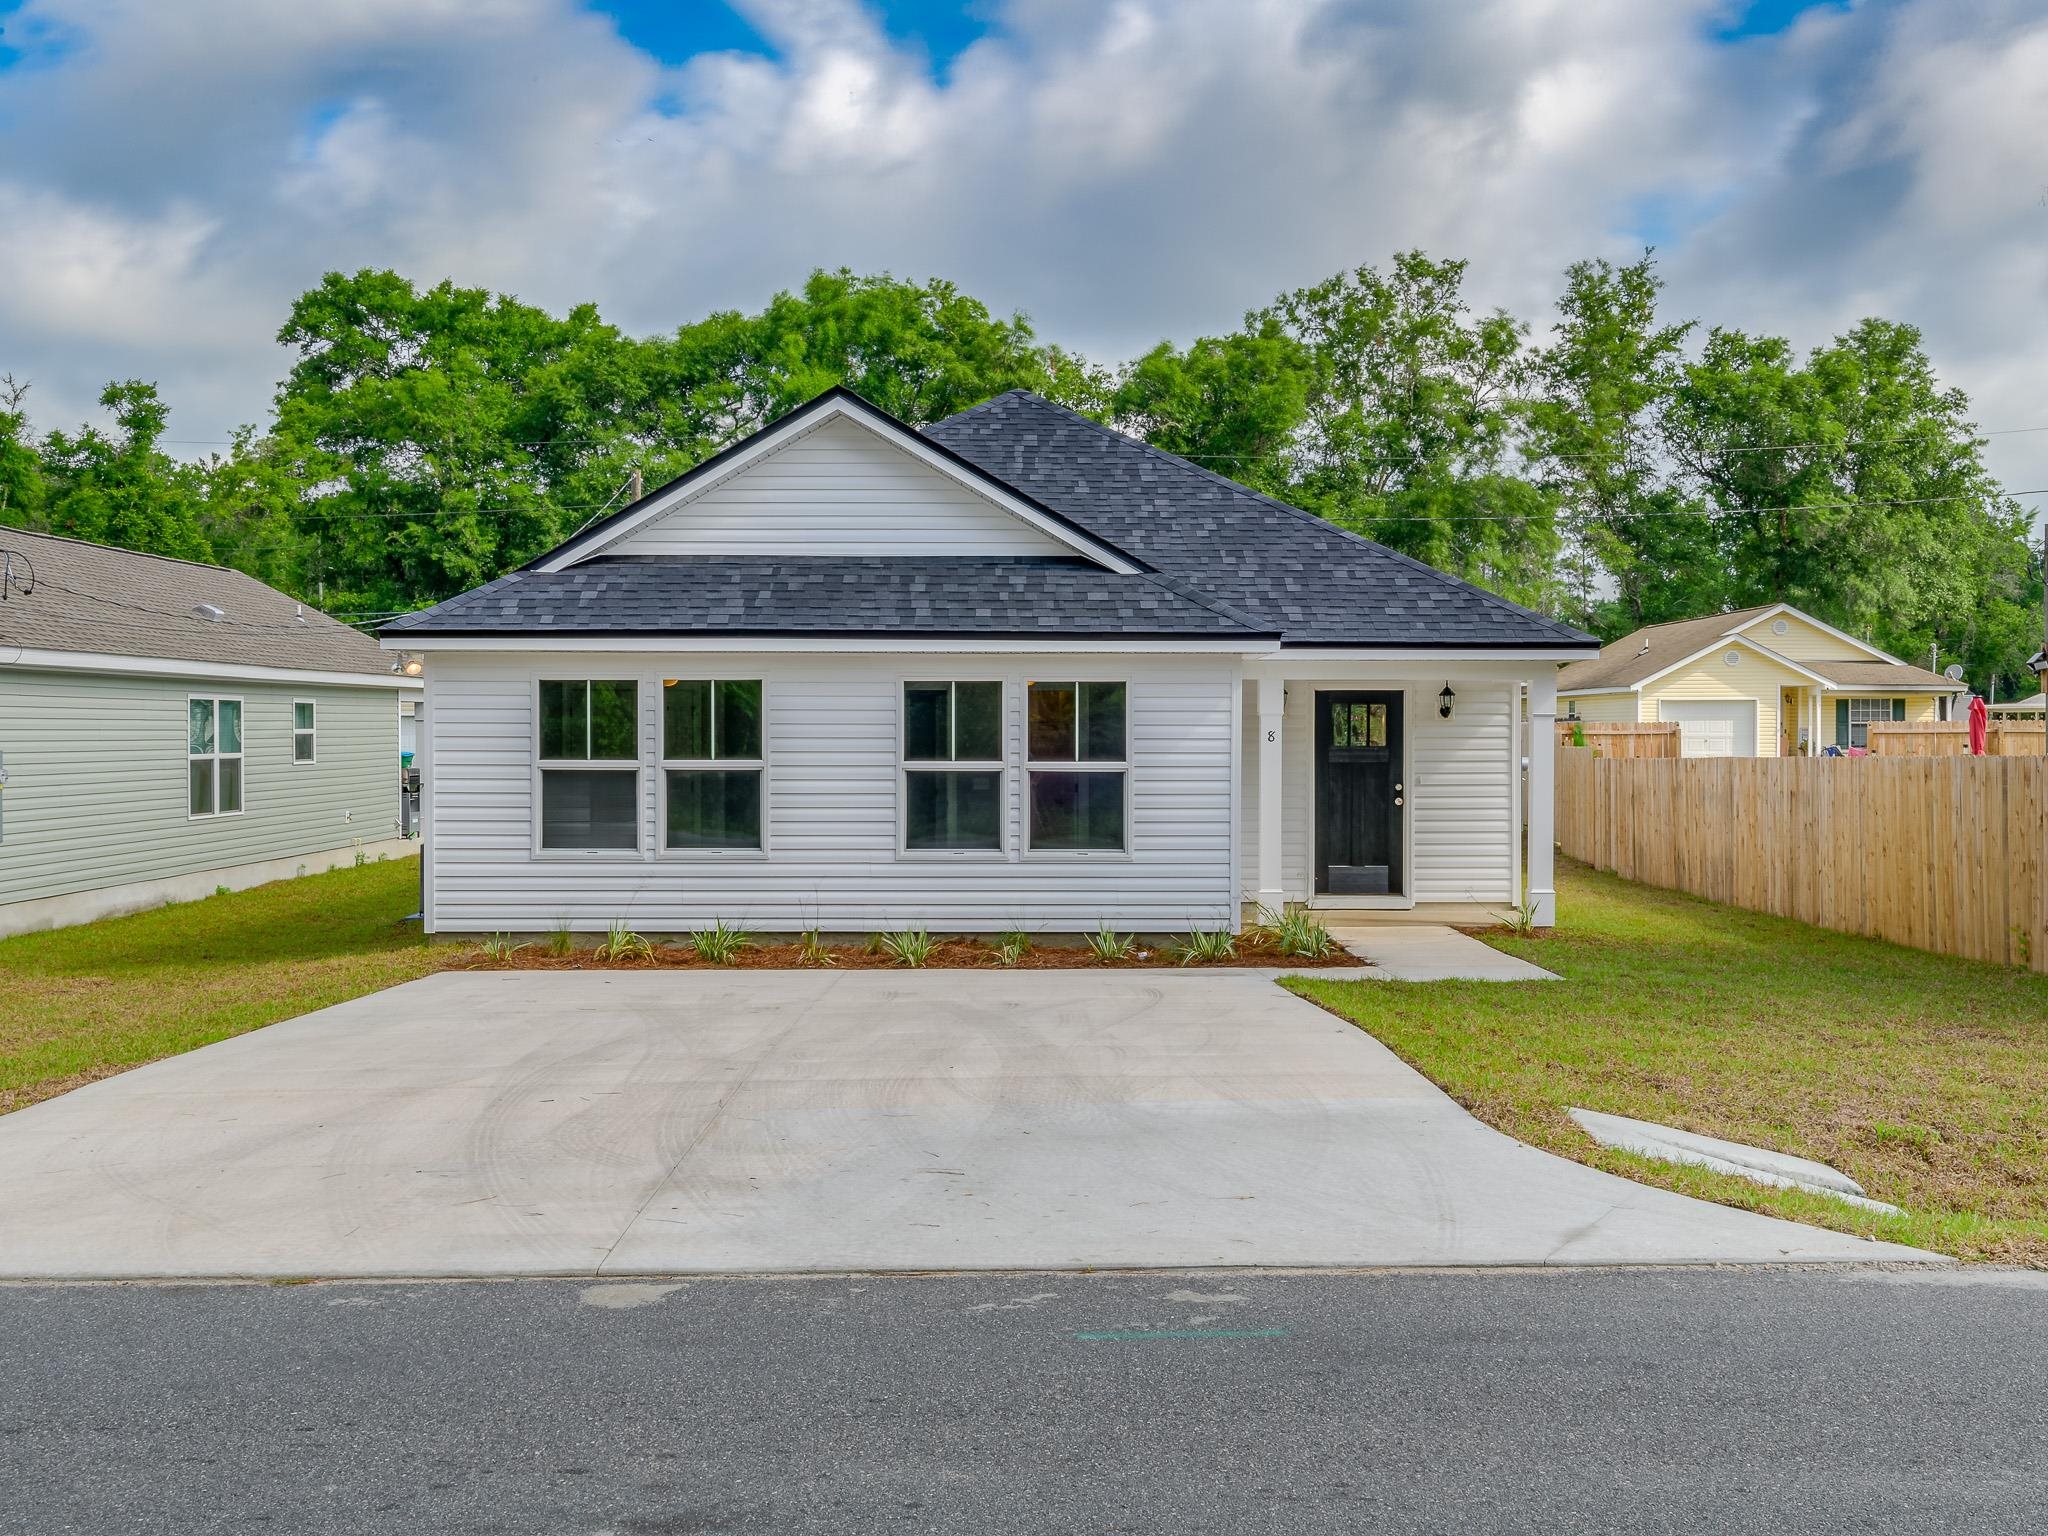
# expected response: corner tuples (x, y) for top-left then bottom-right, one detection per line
(0, 374), (43, 530)
(35, 381), (214, 562)
(1108, 320), (1311, 497)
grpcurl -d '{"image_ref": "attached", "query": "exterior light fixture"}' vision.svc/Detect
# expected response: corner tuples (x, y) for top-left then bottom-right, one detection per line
(393, 653), (424, 678)
(1438, 683), (1455, 719)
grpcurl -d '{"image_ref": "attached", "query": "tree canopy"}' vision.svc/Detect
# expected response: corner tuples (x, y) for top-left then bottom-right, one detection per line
(2, 259), (2039, 692)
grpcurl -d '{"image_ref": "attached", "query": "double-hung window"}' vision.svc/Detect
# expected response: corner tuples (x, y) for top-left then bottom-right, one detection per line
(662, 680), (764, 850)
(1026, 681), (1126, 852)
(292, 701), (317, 763)
(188, 696), (243, 817)
(538, 680), (640, 850)
(1846, 697), (1901, 749)
(902, 681), (1003, 852)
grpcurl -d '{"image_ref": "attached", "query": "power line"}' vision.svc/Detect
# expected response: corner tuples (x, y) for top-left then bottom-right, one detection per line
(1362, 488), (2048, 524)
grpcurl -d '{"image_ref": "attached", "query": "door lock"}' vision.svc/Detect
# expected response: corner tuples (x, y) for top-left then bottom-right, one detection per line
(1394, 796), (1404, 807)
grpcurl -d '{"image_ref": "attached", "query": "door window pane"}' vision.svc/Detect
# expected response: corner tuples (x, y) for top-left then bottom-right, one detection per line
(954, 682), (1002, 760)
(589, 681), (638, 760)
(663, 680), (712, 759)
(903, 683), (950, 761)
(715, 680), (762, 760)
(1079, 682), (1126, 761)
(1029, 771), (1125, 850)
(905, 771), (1001, 850)
(189, 758), (215, 816)
(539, 681), (586, 760)
(665, 769), (761, 849)
(1028, 682), (1076, 760)
(218, 758), (243, 815)
(189, 698), (214, 755)
(541, 769), (639, 850)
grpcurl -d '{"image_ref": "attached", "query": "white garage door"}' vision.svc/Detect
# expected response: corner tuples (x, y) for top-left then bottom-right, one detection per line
(1661, 700), (1758, 757)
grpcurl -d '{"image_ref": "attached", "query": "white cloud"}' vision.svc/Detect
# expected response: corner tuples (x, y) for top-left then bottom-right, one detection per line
(0, 0), (2041, 510)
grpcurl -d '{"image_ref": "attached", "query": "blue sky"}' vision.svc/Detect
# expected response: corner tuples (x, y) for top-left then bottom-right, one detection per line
(0, 0), (2042, 503)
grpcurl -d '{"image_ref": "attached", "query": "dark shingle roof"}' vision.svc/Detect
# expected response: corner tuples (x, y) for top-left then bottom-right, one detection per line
(382, 557), (1276, 639)
(923, 391), (1591, 649)
(0, 526), (396, 677)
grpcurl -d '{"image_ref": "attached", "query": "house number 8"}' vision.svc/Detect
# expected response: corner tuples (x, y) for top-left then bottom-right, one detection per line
(1266, 730), (1276, 742)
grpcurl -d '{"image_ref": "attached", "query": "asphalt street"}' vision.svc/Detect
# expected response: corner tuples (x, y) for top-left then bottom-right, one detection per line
(2, 1265), (2041, 1535)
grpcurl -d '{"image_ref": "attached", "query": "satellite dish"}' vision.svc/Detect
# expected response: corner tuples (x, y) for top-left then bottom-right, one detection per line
(1943, 663), (1966, 681)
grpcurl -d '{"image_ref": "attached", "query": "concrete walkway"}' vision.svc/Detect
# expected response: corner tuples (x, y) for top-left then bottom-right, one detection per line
(1325, 922), (1559, 980)
(0, 971), (1933, 1278)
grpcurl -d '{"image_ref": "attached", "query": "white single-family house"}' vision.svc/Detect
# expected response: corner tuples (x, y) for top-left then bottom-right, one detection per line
(382, 389), (1596, 934)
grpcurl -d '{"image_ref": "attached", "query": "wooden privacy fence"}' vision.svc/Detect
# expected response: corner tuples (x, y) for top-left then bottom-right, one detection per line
(1866, 721), (2048, 757)
(1553, 720), (1682, 758)
(1556, 748), (2048, 971)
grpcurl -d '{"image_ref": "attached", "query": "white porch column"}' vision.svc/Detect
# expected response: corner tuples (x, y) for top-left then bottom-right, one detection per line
(1255, 674), (1286, 915)
(1526, 671), (1557, 927)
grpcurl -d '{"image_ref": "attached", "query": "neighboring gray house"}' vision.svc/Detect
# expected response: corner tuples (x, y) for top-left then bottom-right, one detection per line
(384, 388), (1595, 936)
(0, 529), (421, 936)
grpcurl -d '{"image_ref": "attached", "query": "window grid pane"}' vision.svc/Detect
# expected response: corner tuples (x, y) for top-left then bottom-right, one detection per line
(1079, 682), (1125, 762)
(293, 732), (315, 763)
(294, 702), (315, 731)
(218, 758), (243, 815)
(540, 681), (585, 760)
(903, 683), (951, 761)
(953, 682), (1002, 761)
(666, 769), (761, 849)
(189, 699), (214, 756)
(541, 768), (639, 850)
(1027, 682), (1076, 761)
(663, 680), (712, 760)
(217, 700), (242, 756)
(715, 680), (762, 761)
(588, 681), (638, 760)
(1029, 770), (1125, 851)
(906, 770), (1001, 850)
(189, 759), (215, 817)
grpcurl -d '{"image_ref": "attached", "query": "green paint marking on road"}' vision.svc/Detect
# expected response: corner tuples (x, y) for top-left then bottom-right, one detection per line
(1071, 1328), (1290, 1341)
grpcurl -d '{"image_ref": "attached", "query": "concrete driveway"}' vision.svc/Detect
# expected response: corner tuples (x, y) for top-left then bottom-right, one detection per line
(0, 971), (1938, 1278)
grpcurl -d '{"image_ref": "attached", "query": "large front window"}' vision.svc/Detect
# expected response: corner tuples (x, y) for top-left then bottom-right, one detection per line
(1847, 697), (1901, 749)
(188, 696), (243, 817)
(903, 681), (1003, 851)
(539, 679), (639, 850)
(663, 679), (763, 850)
(1026, 681), (1126, 852)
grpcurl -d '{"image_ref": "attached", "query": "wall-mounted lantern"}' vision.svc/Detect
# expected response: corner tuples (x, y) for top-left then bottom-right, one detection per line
(1438, 682), (1456, 719)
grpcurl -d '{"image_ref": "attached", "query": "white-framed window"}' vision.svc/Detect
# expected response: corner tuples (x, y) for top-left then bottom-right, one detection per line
(188, 696), (244, 817)
(902, 681), (1004, 853)
(1847, 696), (1899, 748)
(292, 700), (317, 763)
(1025, 680), (1128, 852)
(660, 679), (763, 851)
(537, 679), (640, 851)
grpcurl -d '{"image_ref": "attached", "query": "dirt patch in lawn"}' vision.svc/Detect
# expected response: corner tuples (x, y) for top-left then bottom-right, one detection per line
(458, 938), (1364, 972)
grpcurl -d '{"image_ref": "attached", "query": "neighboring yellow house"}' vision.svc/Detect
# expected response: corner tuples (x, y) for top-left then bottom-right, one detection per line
(1557, 603), (1966, 756)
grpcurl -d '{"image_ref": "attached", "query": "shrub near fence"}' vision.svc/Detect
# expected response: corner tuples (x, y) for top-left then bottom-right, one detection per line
(1556, 748), (2048, 971)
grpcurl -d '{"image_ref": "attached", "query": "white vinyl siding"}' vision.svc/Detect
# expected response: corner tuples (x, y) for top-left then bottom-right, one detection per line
(1560, 692), (1639, 723)
(423, 652), (1235, 932)
(1238, 680), (1515, 905)
(596, 415), (1077, 560)
(0, 670), (403, 909)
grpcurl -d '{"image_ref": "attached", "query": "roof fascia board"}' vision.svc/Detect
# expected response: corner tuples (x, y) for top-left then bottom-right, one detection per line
(1, 647), (422, 690)
(1818, 681), (1968, 694)
(1736, 602), (1901, 664)
(1555, 685), (1637, 697)
(380, 634), (1255, 654)
(1251, 645), (1598, 663)
(531, 391), (1142, 577)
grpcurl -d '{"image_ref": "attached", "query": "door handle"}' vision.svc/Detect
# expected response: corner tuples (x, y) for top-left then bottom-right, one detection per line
(1394, 796), (1404, 807)
(1394, 782), (1404, 792)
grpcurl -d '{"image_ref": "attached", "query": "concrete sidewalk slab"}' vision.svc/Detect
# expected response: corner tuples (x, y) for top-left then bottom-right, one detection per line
(0, 971), (1934, 1278)
(1324, 923), (1558, 981)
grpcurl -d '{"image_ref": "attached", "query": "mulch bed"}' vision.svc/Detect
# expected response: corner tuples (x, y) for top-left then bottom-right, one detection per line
(455, 938), (1364, 972)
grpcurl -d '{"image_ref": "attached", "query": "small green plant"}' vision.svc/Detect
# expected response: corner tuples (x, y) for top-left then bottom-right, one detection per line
(797, 928), (836, 968)
(863, 931), (888, 956)
(596, 921), (653, 962)
(213, 884), (231, 897)
(879, 926), (937, 967)
(690, 919), (753, 965)
(547, 920), (575, 957)
(992, 929), (1032, 967)
(1570, 721), (1587, 748)
(478, 932), (529, 963)
(1253, 906), (1338, 960)
(1497, 896), (1541, 938)
(1172, 927), (1237, 965)
(353, 840), (367, 868)
(1086, 923), (1136, 962)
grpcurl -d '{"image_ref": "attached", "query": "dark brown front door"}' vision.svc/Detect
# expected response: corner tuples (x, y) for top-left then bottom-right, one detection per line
(1315, 691), (1403, 895)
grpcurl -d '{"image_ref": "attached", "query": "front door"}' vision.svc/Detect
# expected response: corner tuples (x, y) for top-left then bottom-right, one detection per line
(1315, 691), (1403, 896)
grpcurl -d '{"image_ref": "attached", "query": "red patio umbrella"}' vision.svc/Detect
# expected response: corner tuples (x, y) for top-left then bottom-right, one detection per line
(1968, 693), (1989, 755)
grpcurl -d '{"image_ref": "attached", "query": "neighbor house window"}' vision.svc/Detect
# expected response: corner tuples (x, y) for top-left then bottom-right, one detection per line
(1026, 681), (1127, 852)
(662, 679), (763, 850)
(903, 681), (1003, 852)
(188, 697), (244, 817)
(538, 679), (639, 850)
(1847, 697), (1901, 748)
(292, 700), (317, 763)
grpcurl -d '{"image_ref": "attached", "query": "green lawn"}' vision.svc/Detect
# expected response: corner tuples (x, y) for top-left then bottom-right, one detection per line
(0, 857), (437, 1115)
(1289, 861), (2048, 1265)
